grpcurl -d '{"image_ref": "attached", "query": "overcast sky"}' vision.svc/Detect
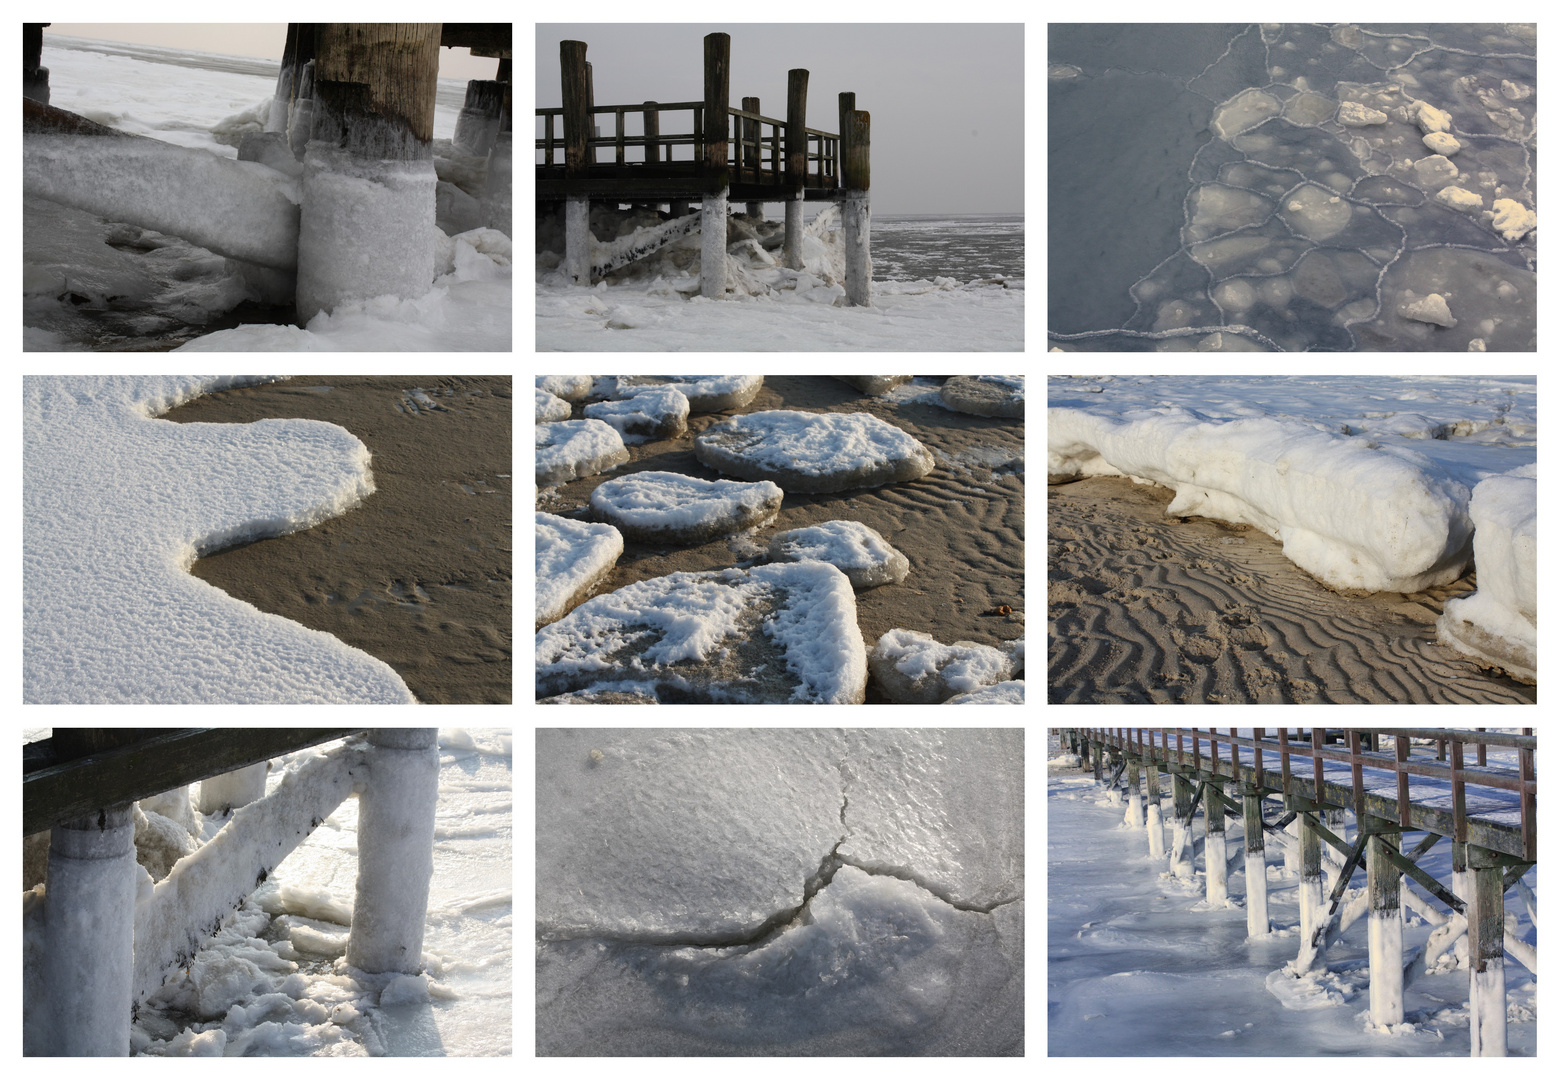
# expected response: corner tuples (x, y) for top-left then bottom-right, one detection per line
(44, 23), (504, 82)
(537, 23), (1024, 215)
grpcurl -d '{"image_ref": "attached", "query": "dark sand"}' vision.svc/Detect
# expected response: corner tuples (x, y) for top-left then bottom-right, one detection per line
(536, 376), (1024, 703)
(165, 376), (512, 704)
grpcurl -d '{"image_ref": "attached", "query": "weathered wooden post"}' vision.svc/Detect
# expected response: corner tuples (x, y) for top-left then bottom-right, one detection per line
(741, 96), (763, 216)
(1297, 811), (1324, 950)
(1144, 758), (1165, 858)
(1204, 780), (1228, 904)
(296, 24), (442, 322)
(454, 79), (505, 156)
(1365, 816), (1404, 1026)
(700, 32), (731, 299)
(1242, 788), (1269, 935)
(1283, 815), (1301, 873)
(1092, 739), (1104, 784)
(838, 92), (854, 188)
(1124, 758), (1143, 828)
(783, 68), (809, 269)
(560, 39), (591, 286)
(1169, 770), (1195, 879)
(843, 108), (872, 306)
(24, 22), (50, 105)
(1468, 846), (1508, 1056)
(347, 729), (440, 975)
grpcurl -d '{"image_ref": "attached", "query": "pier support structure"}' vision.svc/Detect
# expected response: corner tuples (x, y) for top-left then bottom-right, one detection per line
(700, 33), (731, 299)
(783, 68), (809, 270)
(24, 23), (51, 105)
(1124, 760), (1144, 828)
(1204, 781), (1228, 904)
(1295, 805), (1324, 952)
(1365, 816), (1404, 1027)
(742, 96), (764, 217)
(1169, 770), (1195, 880)
(560, 40), (592, 285)
(1242, 788), (1269, 935)
(1144, 761), (1165, 858)
(1468, 847), (1508, 1056)
(842, 108), (872, 306)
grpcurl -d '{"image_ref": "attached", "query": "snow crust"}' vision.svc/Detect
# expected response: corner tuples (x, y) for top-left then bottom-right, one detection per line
(868, 629), (1020, 704)
(535, 418), (630, 486)
(582, 385), (690, 443)
(1437, 465), (1536, 681)
(535, 513), (624, 629)
(695, 409), (936, 493)
(945, 679), (1025, 703)
(535, 387), (571, 423)
(23, 376), (414, 703)
(613, 374), (764, 412)
(768, 519), (910, 589)
(588, 471), (784, 545)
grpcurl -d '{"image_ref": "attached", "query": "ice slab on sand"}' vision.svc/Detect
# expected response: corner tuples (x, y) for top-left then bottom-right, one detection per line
(1048, 406), (1475, 592)
(614, 374), (764, 412)
(940, 375), (1025, 418)
(835, 376), (912, 396)
(590, 471), (783, 545)
(23, 376), (414, 703)
(868, 629), (1021, 704)
(1437, 465), (1536, 682)
(582, 385), (690, 444)
(535, 513), (624, 629)
(696, 410), (935, 493)
(535, 387), (571, 423)
(535, 418), (630, 486)
(536, 374), (593, 401)
(768, 519), (910, 589)
(536, 562), (867, 703)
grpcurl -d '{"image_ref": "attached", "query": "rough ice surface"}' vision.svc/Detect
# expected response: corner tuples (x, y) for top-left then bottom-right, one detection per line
(535, 387), (572, 423)
(835, 375), (913, 395)
(612, 374), (763, 412)
(1437, 465), (1536, 681)
(588, 471), (784, 545)
(535, 418), (630, 486)
(939, 374), (1026, 418)
(767, 519), (911, 589)
(581, 385), (690, 443)
(536, 728), (1023, 1055)
(945, 679), (1026, 703)
(536, 374), (593, 401)
(535, 513), (624, 630)
(1050, 24), (1537, 351)
(868, 629), (1021, 704)
(23, 376), (414, 703)
(695, 409), (936, 493)
(535, 563), (868, 704)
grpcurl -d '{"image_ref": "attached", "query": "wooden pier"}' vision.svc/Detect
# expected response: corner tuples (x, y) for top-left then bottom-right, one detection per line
(1058, 728), (1536, 1057)
(537, 32), (872, 304)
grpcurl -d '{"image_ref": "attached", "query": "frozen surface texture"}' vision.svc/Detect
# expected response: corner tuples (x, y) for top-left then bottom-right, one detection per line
(536, 374), (593, 402)
(535, 563), (868, 704)
(767, 519), (911, 589)
(868, 628), (1021, 704)
(535, 513), (625, 629)
(695, 409), (936, 493)
(1050, 24), (1536, 351)
(535, 387), (572, 423)
(945, 679), (1026, 703)
(582, 385), (691, 444)
(613, 374), (764, 413)
(588, 471), (784, 545)
(836, 375), (913, 396)
(536, 728), (1023, 1055)
(1437, 465), (1536, 682)
(23, 376), (415, 703)
(535, 418), (630, 486)
(940, 375), (1026, 418)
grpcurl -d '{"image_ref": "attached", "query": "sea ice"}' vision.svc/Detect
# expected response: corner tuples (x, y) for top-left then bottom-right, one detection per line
(582, 385), (690, 444)
(1399, 292), (1458, 327)
(588, 471), (784, 545)
(535, 387), (571, 423)
(535, 563), (868, 703)
(612, 374), (764, 412)
(534, 419), (630, 486)
(867, 629), (1020, 704)
(22, 376), (415, 703)
(695, 410), (935, 493)
(1437, 465), (1536, 682)
(767, 519), (910, 589)
(535, 513), (624, 629)
(939, 375), (1025, 418)
(536, 374), (593, 401)
(1489, 199), (1536, 242)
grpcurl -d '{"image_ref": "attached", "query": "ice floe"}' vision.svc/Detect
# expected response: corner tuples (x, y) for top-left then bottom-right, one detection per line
(940, 375), (1025, 418)
(535, 418), (629, 486)
(767, 519), (910, 590)
(536, 562), (867, 703)
(535, 513), (624, 629)
(588, 471), (784, 545)
(1437, 465), (1536, 682)
(867, 629), (1021, 704)
(581, 384), (689, 444)
(695, 410), (935, 493)
(535, 387), (572, 423)
(613, 374), (764, 412)
(536, 374), (593, 402)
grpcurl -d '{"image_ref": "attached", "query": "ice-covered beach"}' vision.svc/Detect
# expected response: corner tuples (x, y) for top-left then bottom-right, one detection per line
(1048, 375), (1535, 703)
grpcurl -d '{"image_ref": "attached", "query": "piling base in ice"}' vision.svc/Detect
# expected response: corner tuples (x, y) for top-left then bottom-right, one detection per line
(700, 188), (729, 298)
(1245, 850), (1269, 934)
(844, 190), (872, 306)
(784, 195), (804, 270)
(1470, 960), (1507, 1055)
(197, 762), (269, 814)
(480, 132), (512, 238)
(1368, 908), (1404, 1026)
(1146, 803), (1165, 858)
(295, 143), (437, 324)
(1205, 832), (1228, 904)
(565, 196), (591, 285)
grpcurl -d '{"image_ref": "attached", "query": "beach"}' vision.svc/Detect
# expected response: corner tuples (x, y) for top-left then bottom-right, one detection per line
(1048, 476), (1535, 704)
(165, 376), (512, 704)
(537, 376), (1024, 702)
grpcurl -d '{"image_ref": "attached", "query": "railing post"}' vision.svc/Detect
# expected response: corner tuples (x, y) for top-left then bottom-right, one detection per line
(560, 39), (592, 286)
(843, 108), (872, 306)
(347, 728), (440, 975)
(700, 32), (730, 299)
(784, 68), (809, 270)
(643, 102), (660, 165)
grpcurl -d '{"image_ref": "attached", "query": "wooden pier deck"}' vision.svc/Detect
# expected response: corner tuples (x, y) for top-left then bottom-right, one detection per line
(1057, 728), (1536, 1057)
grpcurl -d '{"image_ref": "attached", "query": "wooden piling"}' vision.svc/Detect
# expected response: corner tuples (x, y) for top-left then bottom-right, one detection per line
(1170, 770), (1195, 879)
(1205, 781), (1228, 904)
(843, 109), (871, 306)
(24, 22), (50, 106)
(699, 32), (730, 299)
(1298, 810), (1324, 950)
(1243, 790), (1269, 935)
(560, 40), (592, 285)
(1125, 760), (1143, 828)
(1145, 761), (1165, 858)
(1365, 817), (1404, 1026)
(1468, 848), (1508, 1056)
(838, 92), (855, 188)
(783, 69), (809, 270)
(453, 79), (505, 156)
(741, 95), (762, 213)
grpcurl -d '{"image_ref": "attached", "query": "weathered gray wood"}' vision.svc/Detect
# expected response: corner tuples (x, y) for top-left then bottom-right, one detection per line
(702, 32), (730, 181)
(1366, 816), (1404, 1025)
(561, 41), (590, 178)
(1170, 771), (1195, 879)
(1125, 761), (1143, 827)
(1205, 780), (1228, 903)
(1298, 810), (1324, 947)
(845, 109), (870, 191)
(1243, 791), (1269, 935)
(311, 23), (441, 160)
(643, 102), (660, 165)
(1145, 762), (1164, 858)
(785, 69), (809, 189)
(838, 92), (855, 188)
(1468, 849), (1507, 1055)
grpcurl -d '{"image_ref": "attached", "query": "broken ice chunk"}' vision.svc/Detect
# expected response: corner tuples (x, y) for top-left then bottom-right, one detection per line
(1434, 186), (1483, 213)
(1399, 292), (1458, 328)
(1337, 101), (1388, 126)
(1488, 199), (1536, 242)
(1411, 154), (1459, 189)
(1422, 131), (1461, 156)
(1500, 80), (1532, 102)
(1415, 101), (1453, 133)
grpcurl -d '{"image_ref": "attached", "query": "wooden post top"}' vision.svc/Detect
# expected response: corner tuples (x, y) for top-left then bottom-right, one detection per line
(703, 32), (730, 177)
(844, 110), (870, 191)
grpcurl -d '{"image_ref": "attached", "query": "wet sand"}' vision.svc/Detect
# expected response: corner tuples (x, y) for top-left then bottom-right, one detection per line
(537, 376), (1025, 703)
(165, 376), (512, 704)
(1049, 476), (1534, 705)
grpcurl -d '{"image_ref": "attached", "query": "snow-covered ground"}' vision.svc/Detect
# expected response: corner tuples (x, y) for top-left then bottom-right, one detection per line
(1048, 733), (1537, 1057)
(23, 729), (512, 1057)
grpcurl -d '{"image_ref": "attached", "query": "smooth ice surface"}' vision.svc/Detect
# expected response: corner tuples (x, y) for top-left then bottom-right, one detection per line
(1050, 24), (1537, 351)
(1048, 376), (1537, 593)
(868, 629), (1021, 704)
(695, 409), (935, 493)
(536, 563), (868, 704)
(23, 376), (414, 703)
(767, 519), (911, 589)
(939, 374), (1025, 418)
(1437, 465), (1537, 681)
(537, 728), (1023, 1055)
(588, 471), (784, 545)
(535, 513), (625, 629)
(535, 419), (630, 486)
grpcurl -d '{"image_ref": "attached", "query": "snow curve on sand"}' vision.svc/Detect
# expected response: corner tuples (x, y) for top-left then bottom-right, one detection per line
(1437, 465), (1536, 682)
(1048, 405), (1474, 592)
(23, 376), (414, 703)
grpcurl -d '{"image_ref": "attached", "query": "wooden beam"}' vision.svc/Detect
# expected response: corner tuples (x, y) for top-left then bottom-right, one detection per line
(440, 23), (511, 57)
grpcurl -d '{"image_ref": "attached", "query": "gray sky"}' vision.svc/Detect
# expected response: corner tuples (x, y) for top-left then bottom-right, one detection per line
(44, 24), (505, 82)
(537, 23), (1024, 215)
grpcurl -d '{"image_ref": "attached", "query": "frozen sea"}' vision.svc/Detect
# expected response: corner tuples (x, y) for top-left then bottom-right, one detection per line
(1049, 24), (1536, 351)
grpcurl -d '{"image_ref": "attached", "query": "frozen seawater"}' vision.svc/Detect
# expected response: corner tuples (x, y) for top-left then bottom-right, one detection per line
(1050, 24), (1536, 351)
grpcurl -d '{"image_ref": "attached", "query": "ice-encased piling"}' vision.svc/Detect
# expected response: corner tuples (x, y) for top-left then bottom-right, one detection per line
(1243, 791), (1269, 936)
(700, 33), (732, 299)
(295, 24), (441, 323)
(482, 131), (513, 237)
(347, 728), (439, 975)
(1204, 782), (1228, 905)
(43, 809), (137, 1056)
(24, 22), (50, 105)
(454, 79), (506, 157)
(1366, 820), (1404, 1026)
(1145, 761), (1165, 858)
(783, 69), (809, 270)
(843, 109), (872, 307)
(700, 190), (729, 297)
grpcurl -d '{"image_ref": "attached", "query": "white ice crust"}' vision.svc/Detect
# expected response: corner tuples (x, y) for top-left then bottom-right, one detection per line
(944, 680), (1026, 704)
(614, 374), (764, 412)
(535, 418), (630, 486)
(535, 513), (625, 628)
(535, 387), (572, 423)
(582, 385), (690, 443)
(1048, 405), (1476, 591)
(1437, 465), (1537, 681)
(23, 376), (415, 703)
(588, 471), (783, 544)
(536, 375), (593, 401)
(695, 409), (935, 493)
(868, 629), (1020, 704)
(767, 519), (911, 589)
